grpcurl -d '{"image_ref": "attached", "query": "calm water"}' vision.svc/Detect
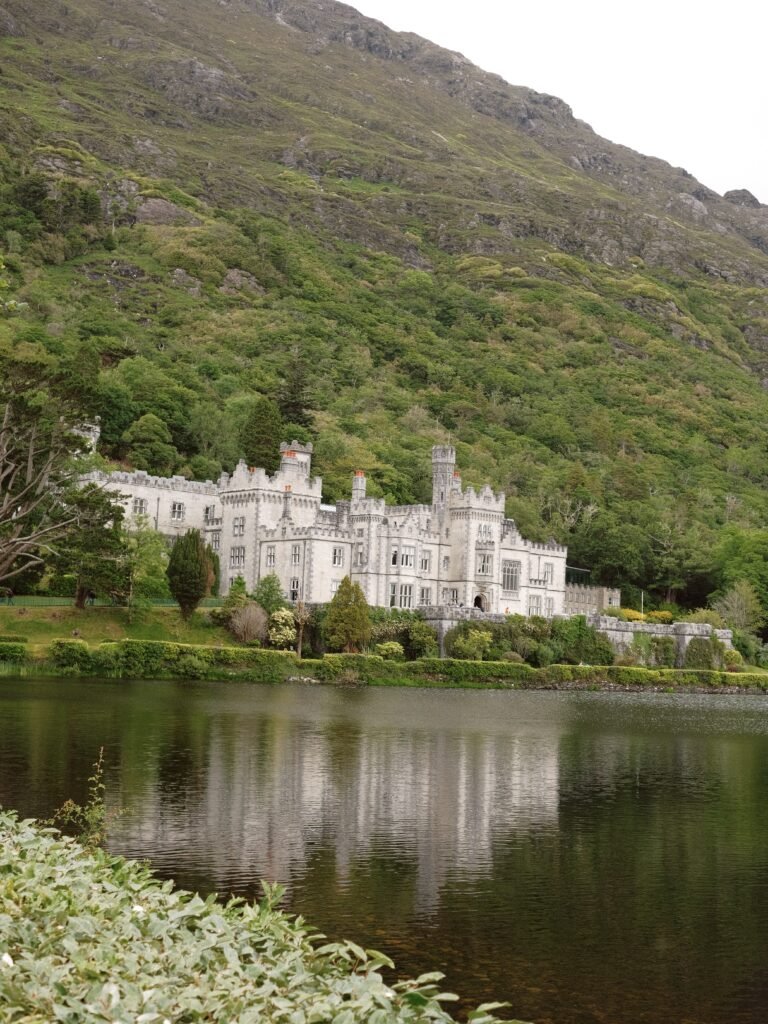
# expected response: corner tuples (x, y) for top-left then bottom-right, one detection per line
(2, 679), (768, 1024)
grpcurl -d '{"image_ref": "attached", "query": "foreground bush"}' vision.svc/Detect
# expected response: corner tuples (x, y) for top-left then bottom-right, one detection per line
(0, 813), (511, 1024)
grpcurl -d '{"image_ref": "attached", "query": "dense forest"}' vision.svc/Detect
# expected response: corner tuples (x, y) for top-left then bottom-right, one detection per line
(2, 0), (768, 613)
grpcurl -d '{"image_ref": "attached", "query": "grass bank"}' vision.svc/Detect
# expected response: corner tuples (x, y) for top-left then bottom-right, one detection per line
(0, 812), (515, 1023)
(1, 637), (767, 692)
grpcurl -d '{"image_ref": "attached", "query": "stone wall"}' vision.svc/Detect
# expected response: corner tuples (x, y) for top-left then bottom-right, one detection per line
(588, 616), (732, 667)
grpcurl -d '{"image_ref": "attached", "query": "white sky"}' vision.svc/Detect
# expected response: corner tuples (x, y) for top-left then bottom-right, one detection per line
(350, 0), (768, 204)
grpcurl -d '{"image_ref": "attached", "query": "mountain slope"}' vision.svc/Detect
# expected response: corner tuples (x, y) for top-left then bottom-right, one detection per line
(2, 0), (768, 607)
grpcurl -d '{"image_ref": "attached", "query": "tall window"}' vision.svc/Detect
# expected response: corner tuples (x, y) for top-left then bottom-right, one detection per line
(478, 523), (492, 540)
(354, 544), (365, 566)
(544, 562), (554, 583)
(171, 501), (185, 521)
(420, 551), (431, 572)
(391, 546), (399, 566)
(332, 547), (344, 567)
(266, 546), (275, 567)
(132, 497), (148, 516)
(442, 556), (450, 571)
(419, 587), (432, 606)
(292, 544), (301, 565)
(401, 545), (415, 568)
(477, 553), (493, 576)
(230, 546), (245, 568)
(204, 505), (216, 524)
(389, 582), (398, 607)
(290, 578), (300, 601)
(399, 584), (413, 608)
(528, 594), (542, 616)
(233, 515), (245, 537)
(442, 587), (459, 605)
(502, 560), (521, 592)
(210, 532), (221, 552)
(331, 580), (341, 595)
(545, 597), (554, 618)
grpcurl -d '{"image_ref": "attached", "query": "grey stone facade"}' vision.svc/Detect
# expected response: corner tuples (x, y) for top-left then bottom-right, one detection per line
(90, 442), (584, 616)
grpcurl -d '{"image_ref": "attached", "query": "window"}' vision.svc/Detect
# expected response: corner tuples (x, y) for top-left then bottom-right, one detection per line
(442, 587), (459, 605)
(266, 546), (275, 568)
(477, 553), (493, 576)
(545, 597), (554, 618)
(389, 582), (397, 607)
(332, 547), (344, 567)
(419, 587), (432, 606)
(442, 556), (450, 571)
(171, 501), (185, 521)
(528, 594), (542, 616)
(544, 562), (554, 584)
(420, 551), (431, 572)
(233, 515), (246, 537)
(502, 560), (521, 592)
(292, 544), (301, 565)
(290, 578), (300, 601)
(230, 546), (245, 569)
(210, 532), (221, 552)
(401, 545), (415, 568)
(357, 529), (364, 537)
(478, 523), (492, 540)
(399, 584), (413, 608)
(204, 504), (216, 524)
(354, 543), (364, 566)
(331, 580), (341, 595)
(391, 546), (399, 567)
(132, 497), (148, 516)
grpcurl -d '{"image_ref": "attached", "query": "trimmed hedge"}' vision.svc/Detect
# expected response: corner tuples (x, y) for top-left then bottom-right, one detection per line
(0, 812), (505, 1024)
(33, 641), (768, 691)
(0, 633), (27, 643)
(0, 642), (27, 663)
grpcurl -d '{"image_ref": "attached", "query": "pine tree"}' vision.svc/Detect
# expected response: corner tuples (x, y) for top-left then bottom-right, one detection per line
(166, 529), (211, 620)
(239, 396), (283, 473)
(325, 576), (372, 653)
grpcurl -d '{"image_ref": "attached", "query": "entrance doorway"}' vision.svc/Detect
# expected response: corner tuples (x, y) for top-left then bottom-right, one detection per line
(474, 594), (487, 611)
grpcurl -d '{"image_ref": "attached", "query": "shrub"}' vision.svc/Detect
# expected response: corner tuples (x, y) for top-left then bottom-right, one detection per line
(451, 629), (493, 661)
(0, 641), (27, 663)
(500, 650), (524, 662)
(375, 641), (405, 661)
(684, 637), (725, 670)
(49, 639), (93, 670)
(723, 648), (744, 671)
(228, 602), (268, 644)
(619, 608), (645, 622)
(646, 610), (674, 624)
(0, 633), (27, 643)
(650, 636), (676, 668)
(268, 607), (297, 649)
(1, 812), (494, 1024)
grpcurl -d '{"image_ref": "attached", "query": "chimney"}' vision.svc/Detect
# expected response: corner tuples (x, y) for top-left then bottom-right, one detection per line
(352, 470), (367, 500)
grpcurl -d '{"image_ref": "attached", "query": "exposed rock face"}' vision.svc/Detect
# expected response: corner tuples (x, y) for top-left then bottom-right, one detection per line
(724, 189), (762, 208)
(218, 268), (265, 295)
(0, 4), (23, 35)
(169, 268), (202, 296)
(134, 198), (201, 225)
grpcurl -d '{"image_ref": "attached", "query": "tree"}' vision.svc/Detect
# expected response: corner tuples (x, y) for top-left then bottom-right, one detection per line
(324, 576), (371, 653)
(0, 331), (100, 584)
(166, 530), (213, 619)
(712, 580), (766, 633)
(239, 397), (283, 472)
(122, 414), (178, 475)
(253, 573), (288, 615)
(51, 484), (130, 609)
(293, 600), (312, 658)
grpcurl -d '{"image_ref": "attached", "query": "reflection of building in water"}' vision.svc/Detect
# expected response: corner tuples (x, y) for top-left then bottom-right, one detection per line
(113, 694), (561, 912)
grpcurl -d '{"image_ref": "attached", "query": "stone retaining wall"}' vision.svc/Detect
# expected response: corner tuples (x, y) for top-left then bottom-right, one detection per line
(588, 616), (732, 666)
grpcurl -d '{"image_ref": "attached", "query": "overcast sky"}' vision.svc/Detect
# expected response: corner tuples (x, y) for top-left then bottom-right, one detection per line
(351, 0), (767, 204)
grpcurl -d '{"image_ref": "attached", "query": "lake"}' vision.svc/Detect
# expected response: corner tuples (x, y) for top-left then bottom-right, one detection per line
(1, 678), (767, 1023)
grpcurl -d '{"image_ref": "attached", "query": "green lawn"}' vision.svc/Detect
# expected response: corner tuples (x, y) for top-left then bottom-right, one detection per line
(0, 606), (231, 657)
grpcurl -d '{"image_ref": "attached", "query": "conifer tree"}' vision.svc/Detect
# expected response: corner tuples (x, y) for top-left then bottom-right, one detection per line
(166, 529), (211, 620)
(325, 576), (372, 653)
(239, 397), (283, 473)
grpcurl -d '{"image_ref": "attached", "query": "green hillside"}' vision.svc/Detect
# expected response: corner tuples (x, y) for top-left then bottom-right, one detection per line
(2, 0), (768, 608)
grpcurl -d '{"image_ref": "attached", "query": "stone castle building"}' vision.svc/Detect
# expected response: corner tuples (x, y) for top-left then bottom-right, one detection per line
(87, 442), (618, 616)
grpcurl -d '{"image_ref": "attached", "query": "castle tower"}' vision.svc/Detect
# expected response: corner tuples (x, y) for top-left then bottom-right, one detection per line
(432, 445), (456, 509)
(278, 441), (313, 480)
